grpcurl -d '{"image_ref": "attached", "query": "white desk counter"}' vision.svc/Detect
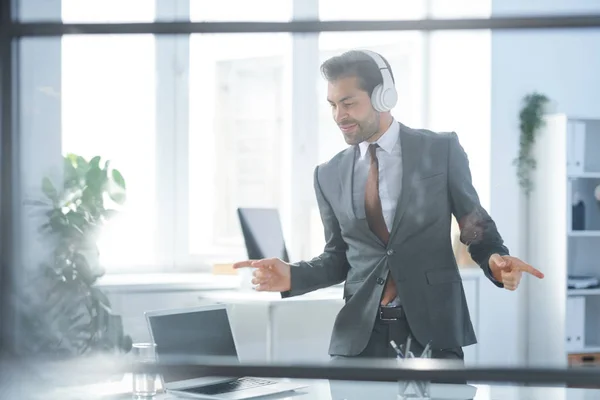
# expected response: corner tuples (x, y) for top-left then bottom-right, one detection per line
(97, 267), (483, 294)
(98, 268), (484, 365)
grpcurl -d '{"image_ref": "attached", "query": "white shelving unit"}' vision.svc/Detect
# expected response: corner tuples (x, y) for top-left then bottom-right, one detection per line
(528, 114), (600, 367)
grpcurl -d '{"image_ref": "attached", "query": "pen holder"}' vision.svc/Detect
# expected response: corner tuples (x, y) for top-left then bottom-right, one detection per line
(396, 358), (431, 400)
(391, 338), (432, 400)
(397, 380), (431, 400)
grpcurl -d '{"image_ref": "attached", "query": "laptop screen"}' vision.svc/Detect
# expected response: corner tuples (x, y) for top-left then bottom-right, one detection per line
(147, 307), (239, 384)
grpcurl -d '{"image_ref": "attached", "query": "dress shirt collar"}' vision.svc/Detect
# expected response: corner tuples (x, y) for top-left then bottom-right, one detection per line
(358, 119), (400, 159)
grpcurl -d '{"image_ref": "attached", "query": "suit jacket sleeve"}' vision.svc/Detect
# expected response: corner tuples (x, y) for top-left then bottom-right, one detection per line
(447, 132), (508, 288)
(281, 165), (350, 298)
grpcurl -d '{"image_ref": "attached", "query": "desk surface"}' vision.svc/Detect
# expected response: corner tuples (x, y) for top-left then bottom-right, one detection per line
(43, 375), (599, 400)
(96, 268), (484, 293)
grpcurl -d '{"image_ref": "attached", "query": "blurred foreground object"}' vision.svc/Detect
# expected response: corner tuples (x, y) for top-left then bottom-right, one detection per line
(17, 154), (132, 360)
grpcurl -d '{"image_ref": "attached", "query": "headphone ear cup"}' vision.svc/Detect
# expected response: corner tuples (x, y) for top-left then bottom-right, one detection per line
(381, 87), (398, 111)
(370, 84), (386, 112)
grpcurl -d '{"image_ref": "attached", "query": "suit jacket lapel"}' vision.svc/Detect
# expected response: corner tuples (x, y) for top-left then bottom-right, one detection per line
(338, 146), (357, 220)
(389, 123), (423, 240)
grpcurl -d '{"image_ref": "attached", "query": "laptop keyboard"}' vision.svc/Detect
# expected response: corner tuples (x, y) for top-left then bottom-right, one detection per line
(183, 377), (277, 395)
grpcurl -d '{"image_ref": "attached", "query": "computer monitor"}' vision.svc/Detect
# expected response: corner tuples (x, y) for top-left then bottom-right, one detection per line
(237, 207), (289, 263)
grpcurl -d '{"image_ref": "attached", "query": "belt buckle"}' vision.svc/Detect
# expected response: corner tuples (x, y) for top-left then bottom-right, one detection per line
(379, 308), (398, 321)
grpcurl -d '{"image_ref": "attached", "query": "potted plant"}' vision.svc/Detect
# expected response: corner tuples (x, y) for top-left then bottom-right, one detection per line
(18, 153), (132, 364)
(514, 92), (550, 195)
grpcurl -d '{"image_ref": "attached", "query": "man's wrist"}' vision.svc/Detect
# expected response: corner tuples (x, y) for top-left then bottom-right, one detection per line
(490, 263), (502, 282)
(484, 253), (505, 288)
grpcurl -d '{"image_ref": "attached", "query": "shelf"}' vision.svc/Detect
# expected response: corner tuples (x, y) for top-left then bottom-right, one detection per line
(528, 115), (600, 366)
(569, 173), (600, 179)
(568, 288), (600, 296)
(568, 231), (600, 237)
(568, 346), (600, 354)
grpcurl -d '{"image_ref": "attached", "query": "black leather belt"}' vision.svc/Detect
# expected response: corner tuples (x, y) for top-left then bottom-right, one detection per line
(378, 306), (404, 321)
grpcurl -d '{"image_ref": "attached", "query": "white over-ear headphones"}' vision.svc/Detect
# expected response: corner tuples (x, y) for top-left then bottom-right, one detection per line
(360, 49), (398, 113)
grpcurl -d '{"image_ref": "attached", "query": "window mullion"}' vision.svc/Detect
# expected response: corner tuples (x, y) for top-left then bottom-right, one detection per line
(155, 0), (190, 271)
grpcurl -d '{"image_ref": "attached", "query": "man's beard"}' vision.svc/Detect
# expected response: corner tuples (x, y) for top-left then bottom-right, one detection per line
(340, 114), (380, 145)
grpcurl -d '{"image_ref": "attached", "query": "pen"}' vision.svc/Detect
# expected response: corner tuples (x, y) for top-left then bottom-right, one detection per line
(389, 340), (404, 358)
(405, 335), (412, 357)
(420, 341), (432, 358)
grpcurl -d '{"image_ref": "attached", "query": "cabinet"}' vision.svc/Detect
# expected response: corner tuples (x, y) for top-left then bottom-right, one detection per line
(527, 114), (600, 366)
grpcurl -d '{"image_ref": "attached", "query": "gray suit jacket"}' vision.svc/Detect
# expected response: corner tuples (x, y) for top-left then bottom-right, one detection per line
(281, 122), (509, 356)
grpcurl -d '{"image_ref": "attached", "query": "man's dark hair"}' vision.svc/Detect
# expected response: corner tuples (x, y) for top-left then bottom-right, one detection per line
(320, 50), (395, 97)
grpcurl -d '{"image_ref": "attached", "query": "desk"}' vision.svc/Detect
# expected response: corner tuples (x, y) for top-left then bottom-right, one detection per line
(100, 270), (482, 364)
(44, 376), (600, 400)
(196, 271), (480, 365)
(198, 288), (344, 363)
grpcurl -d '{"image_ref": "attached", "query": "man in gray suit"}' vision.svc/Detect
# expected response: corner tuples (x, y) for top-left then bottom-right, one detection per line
(234, 50), (544, 361)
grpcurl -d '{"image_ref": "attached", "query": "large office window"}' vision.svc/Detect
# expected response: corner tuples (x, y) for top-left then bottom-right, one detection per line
(428, 1), (492, 211)
(61, 2), (158, 271)
(427, 1), (491, 262)
(29, 0), (492, 273)
(187, 2), (292, 262)
(190, 0), (291, 21)
(318, 0), (424, 21)
(61, 0), (154, 22)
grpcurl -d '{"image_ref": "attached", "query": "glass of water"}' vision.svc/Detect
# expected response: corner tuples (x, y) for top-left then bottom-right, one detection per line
(131, 342), (158, 398)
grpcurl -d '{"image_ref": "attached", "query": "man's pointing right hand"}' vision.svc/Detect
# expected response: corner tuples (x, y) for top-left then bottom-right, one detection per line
(232, 258), (291, 292)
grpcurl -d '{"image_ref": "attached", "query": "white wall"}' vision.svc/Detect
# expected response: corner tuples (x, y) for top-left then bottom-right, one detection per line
(490, 0), (600, 364)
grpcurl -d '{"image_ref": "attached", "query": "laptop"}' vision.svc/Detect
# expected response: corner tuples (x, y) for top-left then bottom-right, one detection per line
(145, 304), (307, 399)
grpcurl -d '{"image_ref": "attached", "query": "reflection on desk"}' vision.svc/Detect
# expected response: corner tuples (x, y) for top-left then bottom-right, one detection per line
(45, 375), (600, 400)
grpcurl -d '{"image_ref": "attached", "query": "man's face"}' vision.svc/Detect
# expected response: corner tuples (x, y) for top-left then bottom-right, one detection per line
(327, 76), (380, 145)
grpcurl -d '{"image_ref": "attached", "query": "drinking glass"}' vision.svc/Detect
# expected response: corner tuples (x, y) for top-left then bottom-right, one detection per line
(131, 342), (157, 398)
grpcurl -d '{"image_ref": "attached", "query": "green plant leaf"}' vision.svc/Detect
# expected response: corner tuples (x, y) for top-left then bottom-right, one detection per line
(63, 157), (79, 187)
(24, 199), (51, 207)
(80, 187), (96, 212)
(67, 222), (85, 238)
(75, 155), (90, 179)
(66, 153), (78, 163)
(66, 211), (87, 231)
(85, 164), (105, 194)
(89, 156), (101, 169)
(42, 177), (59, 203)
(45, 208), (60, 219)
(108, 191), (126, 205)
(111, 169), (126, 190)
(40, 222), (53, 233)
(49, 213), (68, 232)
(72, 252), (95, 286)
